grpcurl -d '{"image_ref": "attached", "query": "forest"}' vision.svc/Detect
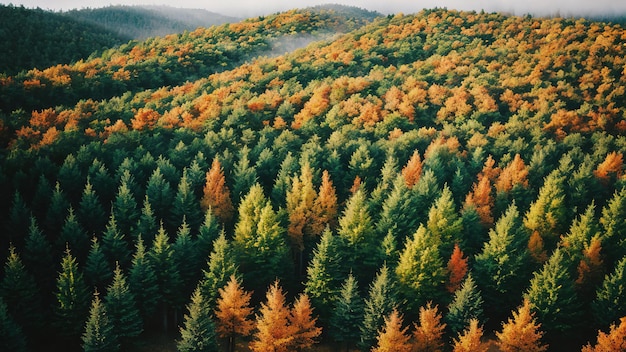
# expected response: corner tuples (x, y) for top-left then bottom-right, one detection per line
(1, 5), (626, 352)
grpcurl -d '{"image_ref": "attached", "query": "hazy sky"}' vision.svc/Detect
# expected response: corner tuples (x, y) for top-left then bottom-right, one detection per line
(4, 0), (626, 17)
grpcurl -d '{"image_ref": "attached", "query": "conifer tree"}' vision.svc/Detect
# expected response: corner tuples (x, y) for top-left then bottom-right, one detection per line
(250, 281), (293, 352)
(313, 169), (338, 232)
(304, 228), (342, 325)
(412, 302), (446, 352)
(360, 264), (397, 351)
(0, 245), (42, 335)
(78, 179), (107, 236)
(445, 274), (484, 335)
(402, 149), (423, 189)
(201, 231), (239, 308)
(561, 203), (601, 271)
(174, 218), (200, 298)
(0, 297), (26, 352)
(197, 207), (220, 259)
(582, 317), (626, 352)
(372, 309), (412, 352)
(8, 191), (29, 245)
(145, 167), (174, 225)
(329, 273), (363, 351)
(215, 275), (254, 352)
(592, 256), (626, 327)
(59, 207), (90, 262)
(128, 235), (160, 321)
(426, 185), (463, 257)
(177, 287), (219, 352)
(101, 213), (131, 268)
(524, 171), (568, 252)
(496, 299), (548, 352)
(45, 182), (69, 235)
(84, 237), (112, 292)
(599, 188), (626, 268)
(104, 263), (142, 346)
(452, 319), (488, 352)
(54, 247), (91, 338)
(446, 244), (468, 293)
(112, 178), (139, 237)
(82, 291), (119, 352)
(135, 195), (158, 244)
(524, 248), (582, 338)
(201, 158), (235, 224)
(376, 175), (420, 244)
(171, 171), (203, 232)
(289, 293), (322, 351)
(395, 225), (447, 314)
(232, 146), (258, 205)
(464, 175), (494, 227)
(23, 216), (54, 292)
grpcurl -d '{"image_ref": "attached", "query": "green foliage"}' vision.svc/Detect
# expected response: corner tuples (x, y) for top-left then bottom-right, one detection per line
(0, 297), (26, 352)
(359, 264), (397, 351)
(128, 235), (160, 320)
(177, 287), (219, 352)
(54, 248), (91, 338)
(445, 274), (484, 335)
(104, 263), (143, 345)
(592, 256), (626, 328)
(329, 273), (363, 347)
(200, 231), (239, 309)
(82, 292), (120, 352)
(85, 237), (113, 292)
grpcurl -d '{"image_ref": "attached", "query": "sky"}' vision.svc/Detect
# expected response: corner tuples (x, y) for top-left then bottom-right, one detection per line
(4, 0), (626, 18)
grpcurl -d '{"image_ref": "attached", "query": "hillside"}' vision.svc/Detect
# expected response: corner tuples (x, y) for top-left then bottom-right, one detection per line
(62, 5), (241, 40)
(1, 8), (626, 352)
(0, 5), (126, 75)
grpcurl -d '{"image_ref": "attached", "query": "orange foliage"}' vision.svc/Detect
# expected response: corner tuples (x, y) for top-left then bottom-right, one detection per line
(292, 84), (331, 129)
(38, 127), (59, 148)
(402, 150), (423, 189)
(452, 319), (488, 352)
(350, 175), (362, 194)
(446, 244), (469, 293)
(313, 170), (338, 232)
(575, 236), (604, 288)
(582, 317), (626, 352)
(594, 152), (623, 183)
(528, 231), (548, 264)
(250, 281), (293, 352)
(215, 275), (255, 343)
(131, 108), (160, 131)
(288, 294), (322, 351)
(496, 300), (548, 352)
(413, 303), (446, 352)
(464, 176), (494, 226)
(201, 158), (235, 223)
(479, 155), (501, 183)
(29, 108), (59, 130)
(372, 309), (412, 352)
(496, 154), (529, 193)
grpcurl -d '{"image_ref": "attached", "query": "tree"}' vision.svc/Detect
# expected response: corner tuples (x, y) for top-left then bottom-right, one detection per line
(101, 213), (131, 269)
(200, 231), (239, 308)
(600, 188), (626, 268)
(77, 179), (107, 236)
(112, 177), (139, 237)
(592, 256), (626, 327)
(402, 150), (423, 189)
(173, 218), (201, 299)
(524, 248), (582, 339)
(313, 170), (338, 231)
(376, 175), (421, 246)
(128, 235), (160, 321)
(426, 185), (463, 257)
(289, 293), (322, 351)
(250, 281), (293, 352)
(104, 263), (142, 346)
(53, 247), (91, 338)
(170, 171), (203, 232)
(496, 299), (548, 352)
(445, 274), (484, 335)
(45, 182), (69, 236)
(82, 291), (119, 352)
(524, 171), (568, 252)
(145, 167), (175, 225)
(372, 309), (412, 352)
(0, 297), (26, 352)
(215, 275), (254, 352)
(177, 287), (219, 352)
(201, 158), (235, 224)
(329, 273), (363, 351)
(464, 175), (494, 227)
(84, 237), (112, 292)
(452, 319), (488, 352)
(360, 264), (398, 351)
(197, 207), (221, 259)
(412, 302), (446, 352)
(446, 244), (468, 293)
(23, 216), (54, 293)
(58, 207), (90, 262)
(135, 195), (158, 244)
(232, 146), (258, 205)
(582, 317), (626, 352)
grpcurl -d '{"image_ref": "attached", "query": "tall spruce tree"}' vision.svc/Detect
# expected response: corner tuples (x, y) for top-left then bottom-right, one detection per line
(84, 237), (112, 293)
(104, 263), (142, 347)
(128, 235), (160, 321)
(200, 231), (239, 308)
(23, 216), (54, 294)
(599, 188), (626, 268)
(82, 291), (119, 352)
(53, 247), (91, 338)
(329, 273), (363, 351)
(177, 287), (219, 352)
(360, 264), (398, 351)
(101, 213), (131, 269)
(170, 171), (203, 232)
(445, 274), (484, 335)
(426, 185), (463, 258)
(0, 297), (26, 352)
(77, 179), (107, 236)
(592, 256), (626, 327)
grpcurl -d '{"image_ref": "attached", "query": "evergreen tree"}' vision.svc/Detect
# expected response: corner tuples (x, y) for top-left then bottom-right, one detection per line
(135, 195), (158, 244)
(82, 291), (119, 352)
(177, 287), (219, 352)
(23, 216), (54, 293)
(376, 175), (420, 245)
(101, 213), (131, 269)
(145, 167), (174, 225)
(104, 263), (143, 346)
(45, 182), (69, 236)
(395, 225), (447, 315)
(112, 177), (139, 237)
(360, 264), (397, 351)
(128, 235), (160, 321)
(215, 275), (254, 352)
(84, 237), (112, 292)
(53, 247), (91, 338)
(0, 245), (42, 335)
(452, 319), (488, 352)
(289, 293), (322, 351)
(200, 231), (239, 308)
(170, 171), (203, 232)
(599, 188), (626, 268)
(426, 185), (463, 257)
(249, 281), (293, 352)
(77, 179), (107, 236)
(197, 208), (220, 260)
(7, 191), (30, 246)
(303, 228), (342, 326)
(412, 302), (446, 352)
(0, 298), (26, 352)
(524, 248), (583, 340)
(496, 299), (548, 352)
(329, 273), (363, 351)
(232, 146), (258, 205)
(372, 309), (412, 352)
(524, 171), (568, 253)
(592, 256), (626, 327)
(173, 218), (200, 299)
(561, 203), (601, 270)
(58, 207), (90, 262)
(445, 274), (484, 335)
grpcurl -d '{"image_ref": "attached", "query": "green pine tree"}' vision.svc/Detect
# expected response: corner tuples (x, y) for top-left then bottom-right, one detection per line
(101, 213), (131, 268)
(174, 218), (200, 299)
(329, 273), (363, 351)
(177, 287), (219, 352)
(426, 185), (463, 258)
(135, 195), (158, 244)
(145, 167), (175, 226)
(232, 146), (258, 206)
(45, 182), (70, 236)
(592, 256), (626, 328)
(112, 176), (140, 237)
(170, 172), (203, 233)
(359, 264), (398, 351)
(445, 274), (484, 335)
(84, 237), (112, 293)
(54, 247), (91, 338)
(82, 291), (119, 352)
(58, 207), (90, 262)
(23, 216), (54, 294)
(104, 263), (143, 346)
(599, 188), (626, 268)
(128, 235), (160, 321)
(200, 231), (239, 309)
(524, 170), (568, 252)
(0, 297), (26, 352)
(77, 179), (107, 236)
(197, 207), (220, 260)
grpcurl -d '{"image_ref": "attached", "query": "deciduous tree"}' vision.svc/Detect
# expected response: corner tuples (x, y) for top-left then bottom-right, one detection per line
(412, 302), (446, 352)
(250, 281), (293, 352)
(372, 309), (412, 352)
(215, 275), (254, 352)
(201, 158), (235, 224)
(496, 299), (548, 352)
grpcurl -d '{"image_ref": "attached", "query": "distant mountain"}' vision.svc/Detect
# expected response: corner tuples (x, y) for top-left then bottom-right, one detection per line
(62, 5), (241, 40)
(0, 4), (126, 75)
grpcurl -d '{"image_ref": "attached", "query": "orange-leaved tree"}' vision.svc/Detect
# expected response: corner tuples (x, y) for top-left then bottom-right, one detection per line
(582, 317), (626, 352)
(452, 319), (488, 352)
(250, 281), (293, 352)
(402, 150), (423, 189)
(496, 299), (548, 352)
(288, 293), (322, 352)
(201, 158), (235, 224)
(215, 275), (254, 352)
(446, 244), (468, 293)
(372, 309), (412, 352)
(413, 302), (446, 352)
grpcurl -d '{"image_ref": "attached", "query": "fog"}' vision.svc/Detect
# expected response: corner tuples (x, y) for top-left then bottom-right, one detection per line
(5, 0), (626, 18)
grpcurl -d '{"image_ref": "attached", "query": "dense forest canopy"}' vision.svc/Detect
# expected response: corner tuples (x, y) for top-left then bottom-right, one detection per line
(1, 5), (626, 352)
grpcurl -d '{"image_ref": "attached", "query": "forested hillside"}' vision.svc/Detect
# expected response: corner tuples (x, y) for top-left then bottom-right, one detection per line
(0, 5), (126, 75)
(62, 5), (240, 40)
(1, 7), (626, 352)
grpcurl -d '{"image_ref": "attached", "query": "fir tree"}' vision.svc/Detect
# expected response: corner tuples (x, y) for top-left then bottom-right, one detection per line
(145, 167), (174, 225)
(452, 319), (488, 352)
(101, 213), (131, 269)
(372, 309), (412, 352)
(215, 275), (254, 352)
(599, 188), (626, 268)
(250, 281), (293, 352)
(173, 218), (200, 299)
(329, 273), (363, 351)
(112, 177), (139, 237)
(128, 235), (160, 321)
(58, 207), (90, 262)
(135, 195), (158, 244)
(426, 185), (463, 257)
(592, 256), (626, 327)
(289, 293), (322, 351)
(232, 146), (258, 205)
(177, 287), (219, 352)
(77, 179), (107, 236)
(582, 317), (626, 352)
(0, 297), (26, 352)
(171, 171), (203, 233)
(200, 231), (239, 308)
(201, 158), (235, 224)
(82, 291), (119, 352)
(524, 171), (568, 252)
(23, 216), (54, 293)
(496, 299), (548, 352)
(360, 264), (397, 351)
(445, 274), (484, 335)
(53, 247), (91, 338)
(197, 208), (220, 260)
(84, 237), (112, 292)
(104, 263), (143, 346)
(412, 302), (446, 352)
(45, 182), (69, 236)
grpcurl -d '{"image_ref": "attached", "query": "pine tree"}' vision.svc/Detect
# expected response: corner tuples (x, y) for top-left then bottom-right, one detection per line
(170, 171), (203, 232)
(329, 273), (363, 351)
(232, 146), (258, 205)
(524, 248), (582, 338)
(104, 263), (142, 346)
(145, 167), (175, 225)
(250, 281), (293, 352)
(77, 179), (107, 236)
(289, 293), (322, 351)
(376, 175), (421, 246)
(582, 317), (626, 352)
(128, 235), (160, 321)
(7, 191), (30, 246)
(45, 182), (69, 236)
(372, 309), (412, 352)
(446, 244), (469, 293)
(286, 162), (318, 274)
(592, 256), (626, 327)
(58, 207), (90, 262)
(135, 195), (158, 244)
(0, 297), (26, 352)
(313, 170), (338, 232)
(173, 218), (200, 299)
(360, 264), (397, 351)
(215, 275), (254, 352)
(82, 291), (119, 352)
(496, 299), (548, 352)
(58, 154), (84, 204)
(402, 150), (423, 189)
(412, 302), (446, 352)
(303, 228), (342, 326)
(23, 216), (54, 293)
(395, 225), (447, 315)
(197, 207), (221, 259)
(101, 213), (131, 268)
(112, 177), (139, 237)
(452, 319), (488, 352)
(84, 237), (112, 292)
(524, 171), (568, 252)
(445, 274), (484, 335)
(177, 287), (219, 352)
(201, 158), (235, 224)
(561, 203), (601, 271)
(54, 247), (91, 338)
(200, 231), (239, 308)
(599, 188), (626, 268)
(426, 185), (463, 257)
